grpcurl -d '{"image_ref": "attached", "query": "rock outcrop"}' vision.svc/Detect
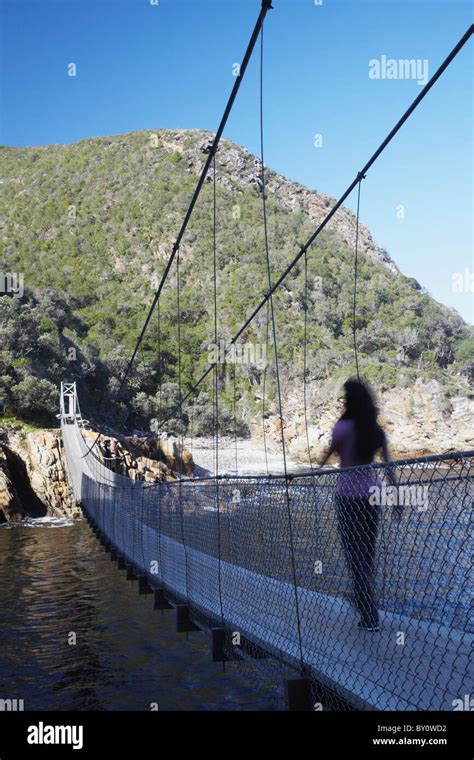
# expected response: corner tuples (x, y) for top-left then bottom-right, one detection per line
(81, 428), (194, 482)
(252, 377), (474, 463)
(0, 447), (22, 522)
(123, 433), (194, 477)
(0, 424), (195, 522)
(159, 129), (400, 277)
(0, 429), (78, 522)
(12, 430), (78, 517)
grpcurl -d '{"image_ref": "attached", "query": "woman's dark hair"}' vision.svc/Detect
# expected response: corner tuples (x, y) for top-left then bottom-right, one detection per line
(339, 378), (385, 459)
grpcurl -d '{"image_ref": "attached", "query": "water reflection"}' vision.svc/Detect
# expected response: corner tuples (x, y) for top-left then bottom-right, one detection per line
(0, 520), (270, 710)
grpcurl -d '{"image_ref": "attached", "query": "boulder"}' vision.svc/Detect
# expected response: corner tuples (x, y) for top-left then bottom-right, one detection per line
(0, 448), (22, 522)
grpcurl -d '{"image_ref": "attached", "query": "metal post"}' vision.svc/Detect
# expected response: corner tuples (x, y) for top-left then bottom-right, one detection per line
(176, 605), (200, 633)
(211, 627), (225, 662)
(286, 677), (313, 711)
(153, 589), (173, 611)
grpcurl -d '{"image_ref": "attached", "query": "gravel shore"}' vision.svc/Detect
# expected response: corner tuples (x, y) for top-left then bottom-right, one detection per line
(184, 435), (302, 477)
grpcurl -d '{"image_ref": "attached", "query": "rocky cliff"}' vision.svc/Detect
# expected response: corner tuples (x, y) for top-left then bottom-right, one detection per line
(0, 425), (195, 522)
(162, 129), (399, 277)
(81, 427), (194, 481)
(0, 429), (77, 522)
(0, 447), (22, 521)
(254, 376), (474, 463)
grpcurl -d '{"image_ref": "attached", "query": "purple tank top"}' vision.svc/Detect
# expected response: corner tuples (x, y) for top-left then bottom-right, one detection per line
(331, 419), (383, 498)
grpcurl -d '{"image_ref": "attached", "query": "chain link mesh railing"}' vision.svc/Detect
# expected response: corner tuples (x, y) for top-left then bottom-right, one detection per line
(61, 415), (473, 711)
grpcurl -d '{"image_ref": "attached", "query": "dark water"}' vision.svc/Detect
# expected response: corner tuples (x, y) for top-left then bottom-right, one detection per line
(0, 518), (270, 711)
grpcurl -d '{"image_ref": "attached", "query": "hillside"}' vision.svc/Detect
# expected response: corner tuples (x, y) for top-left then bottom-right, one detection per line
(0, 129), (473, 458)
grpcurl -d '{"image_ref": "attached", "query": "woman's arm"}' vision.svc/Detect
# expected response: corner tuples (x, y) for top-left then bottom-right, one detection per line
(319, 444), (334, 467)
(318, 421), (342, 467)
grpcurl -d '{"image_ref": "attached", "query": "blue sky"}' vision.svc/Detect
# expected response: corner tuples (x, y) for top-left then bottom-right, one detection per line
(1, 0), (472, 323)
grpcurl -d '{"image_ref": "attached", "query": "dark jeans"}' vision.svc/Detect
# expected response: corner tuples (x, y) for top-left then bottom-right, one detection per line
(335, 495), (380, 627)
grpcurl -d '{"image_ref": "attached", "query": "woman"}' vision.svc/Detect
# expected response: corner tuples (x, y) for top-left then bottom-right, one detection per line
(319, 378), (394, 632)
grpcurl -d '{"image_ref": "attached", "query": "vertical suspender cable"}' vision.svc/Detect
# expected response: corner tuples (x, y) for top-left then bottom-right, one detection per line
(233, 361), (238, 475)
(262, 300), (271, 475)
(189, 387), (196, 478)
(115, 0), (275, 398)
(80, 0), (275, 463)
(260, 299), (270, 560)
(212, 152), (225, 630)
(176, 248), (190, 601)
(155, 24), (474, 434)
(157, 297), (164, 586)
(303, 247), (313, 469)
(259, 18), (305, 671)
(138, 340), (147, 571)
(140, 481), (146, 574)
(352, 175), (364, 382)
(157, 298), (162, 424)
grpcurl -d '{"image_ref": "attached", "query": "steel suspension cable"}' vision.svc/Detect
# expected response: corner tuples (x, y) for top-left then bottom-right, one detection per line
(188, 380), (196, 476)
(155, 287), (165, 579)
(259, 17), (305, 672)
(115, 0), (274, 397)
(176, 248), (190, 601)
(261, 299), (271, 475)
(157, 297), (162, 424)
(138, 340), (148, 568)
(212, 152), (219, 477)
(303, 247), (313, 469)
(80, 1), (274, 461)
(155, 24), (473, 432)
(232, 361), (238, 475)
(352, 176), (364, 381)
(212, 152), (225, 628)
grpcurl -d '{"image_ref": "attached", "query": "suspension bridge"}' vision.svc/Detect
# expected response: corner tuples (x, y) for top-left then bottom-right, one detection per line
(61, 382), (473, 711)
(59, 3), (473, 711)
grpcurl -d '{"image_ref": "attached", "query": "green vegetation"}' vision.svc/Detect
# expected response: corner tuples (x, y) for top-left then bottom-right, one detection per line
(0, 411), (46, 433)
(0, 130), (471, 433)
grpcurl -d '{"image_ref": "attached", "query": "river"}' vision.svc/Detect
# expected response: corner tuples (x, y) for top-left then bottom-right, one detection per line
(0, 517), (271, 711)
